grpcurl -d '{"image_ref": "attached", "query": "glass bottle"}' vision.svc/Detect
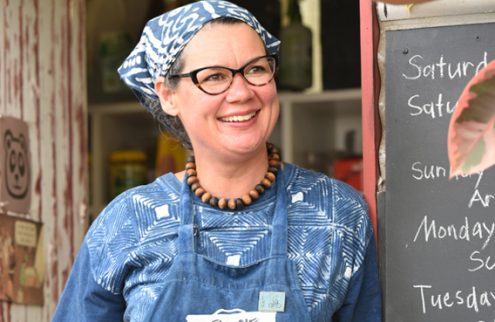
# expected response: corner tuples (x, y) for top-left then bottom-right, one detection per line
(278, 0), (313, 91)
(87, 0), (135, 103)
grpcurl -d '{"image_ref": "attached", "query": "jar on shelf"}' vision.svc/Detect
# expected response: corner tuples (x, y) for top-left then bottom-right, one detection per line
(109, 150), (147, 199)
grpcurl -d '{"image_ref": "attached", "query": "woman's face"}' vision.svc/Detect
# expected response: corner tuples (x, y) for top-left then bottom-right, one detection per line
(160, 22), (279, 160)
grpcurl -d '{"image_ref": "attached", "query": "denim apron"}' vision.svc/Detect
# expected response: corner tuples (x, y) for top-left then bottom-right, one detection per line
(144, 170), (312, 322)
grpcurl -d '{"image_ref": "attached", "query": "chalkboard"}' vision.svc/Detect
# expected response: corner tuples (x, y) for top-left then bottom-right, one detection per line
(384, 23), (495, 322)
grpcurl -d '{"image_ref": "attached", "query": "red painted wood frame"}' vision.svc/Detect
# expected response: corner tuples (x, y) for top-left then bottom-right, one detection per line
(360, 0), (381, 241)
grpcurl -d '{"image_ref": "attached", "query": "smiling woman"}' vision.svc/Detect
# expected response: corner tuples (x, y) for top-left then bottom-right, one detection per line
(154, 21), (280, 166)
(52, 1), (382, 322)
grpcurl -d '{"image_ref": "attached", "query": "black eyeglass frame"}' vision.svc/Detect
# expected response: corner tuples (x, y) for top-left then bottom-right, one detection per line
(167, 54), (278, 95)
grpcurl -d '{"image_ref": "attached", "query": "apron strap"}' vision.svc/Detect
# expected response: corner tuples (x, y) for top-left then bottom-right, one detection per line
(178, 175), (195, 254)
(270, 166), (288, 256)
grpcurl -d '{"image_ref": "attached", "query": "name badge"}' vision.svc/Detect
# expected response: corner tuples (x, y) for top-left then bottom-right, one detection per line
(186, 309), (276, 322)
(258, 291), (286, 312)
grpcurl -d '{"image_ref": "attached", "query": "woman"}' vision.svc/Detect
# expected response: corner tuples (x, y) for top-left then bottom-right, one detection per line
(52, 1), (381, 321)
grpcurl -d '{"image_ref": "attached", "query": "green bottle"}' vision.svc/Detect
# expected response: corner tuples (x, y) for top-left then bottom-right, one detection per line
(278, 0), (313, 91)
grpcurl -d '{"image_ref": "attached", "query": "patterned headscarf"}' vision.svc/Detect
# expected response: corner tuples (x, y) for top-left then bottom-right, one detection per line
(118, 0), (280, 114)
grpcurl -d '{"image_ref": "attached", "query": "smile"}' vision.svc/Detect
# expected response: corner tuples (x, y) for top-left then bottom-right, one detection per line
(220, 111), (257, 123)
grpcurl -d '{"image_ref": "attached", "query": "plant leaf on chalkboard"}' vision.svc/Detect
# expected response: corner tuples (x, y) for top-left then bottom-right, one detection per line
(448, 59), (495, 178)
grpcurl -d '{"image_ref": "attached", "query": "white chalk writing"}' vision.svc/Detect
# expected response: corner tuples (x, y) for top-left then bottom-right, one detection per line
(408, 93), (456, 119)
(411, 162), (447, 181)
(412, 215), (495, 250)
(402, 52), (488, 80)
(469, 250), (495, 272)
(413, 284), (495, 314)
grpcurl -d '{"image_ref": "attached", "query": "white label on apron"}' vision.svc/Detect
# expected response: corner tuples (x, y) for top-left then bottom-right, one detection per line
(186, 308), (276, 322)
(226, 254), (241, 266)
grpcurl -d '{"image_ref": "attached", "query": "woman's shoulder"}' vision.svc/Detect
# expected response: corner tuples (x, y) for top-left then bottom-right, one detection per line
(284, 163), (365, 200)
(82, 173), (182, 292)
(88, 172), (182, 243)
(284, 163), (371, 228)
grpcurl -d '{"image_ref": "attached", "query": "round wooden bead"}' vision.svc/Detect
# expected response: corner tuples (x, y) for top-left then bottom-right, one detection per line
(195, 187), (205, 197)
(201, 192), (212, 203)
(187, 175), (199, 185)
(268, 166), (278, 174)
(209, 197), (219, 207)
(269, 159), (280, 167)
(228, 199), (237, 210)
(261, 178), (272, 188)
(271, 153), (281, 161)
(218, 198), (227, 209)
(235, 199), (244, 210)
(185, 162), (195, 170)
(265, 172), (276, 182)
(249, 189), (260, 199)
(241, 194), (252, 205)
(186, 168), (197, 176)
(191, 182), (200, 192)
(255, 184), (265, 194)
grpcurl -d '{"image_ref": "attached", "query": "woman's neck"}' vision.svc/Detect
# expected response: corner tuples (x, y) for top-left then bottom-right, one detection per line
(193, 147), (269, 199)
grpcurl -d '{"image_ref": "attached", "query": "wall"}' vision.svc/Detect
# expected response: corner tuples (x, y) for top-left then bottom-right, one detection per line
(0, 0), (87, 321)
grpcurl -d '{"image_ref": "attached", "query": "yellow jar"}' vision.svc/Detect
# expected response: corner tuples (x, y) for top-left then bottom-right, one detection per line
(109, 150), (147, 199)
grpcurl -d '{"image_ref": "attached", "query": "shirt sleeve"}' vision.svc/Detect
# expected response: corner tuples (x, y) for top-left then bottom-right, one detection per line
(332, 233), (382, 322)
(51, 242), (126, 322)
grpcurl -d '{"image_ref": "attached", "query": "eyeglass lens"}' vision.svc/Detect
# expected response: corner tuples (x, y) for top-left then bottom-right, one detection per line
(196, 56), (276, 94)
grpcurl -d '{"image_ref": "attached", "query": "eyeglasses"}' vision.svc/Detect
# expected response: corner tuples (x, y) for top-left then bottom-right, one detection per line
(168, 55), (277, 95)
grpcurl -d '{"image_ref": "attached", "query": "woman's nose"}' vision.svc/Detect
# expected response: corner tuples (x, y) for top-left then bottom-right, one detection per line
(225, 73), (254, 102)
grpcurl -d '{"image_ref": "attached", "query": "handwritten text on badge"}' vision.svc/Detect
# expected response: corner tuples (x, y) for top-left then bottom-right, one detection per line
(258, 291), (286, 312)
(186, 309), (276, 322)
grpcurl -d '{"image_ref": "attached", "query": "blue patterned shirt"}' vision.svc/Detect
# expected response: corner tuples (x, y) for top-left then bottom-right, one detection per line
(52, 163), (381, 322)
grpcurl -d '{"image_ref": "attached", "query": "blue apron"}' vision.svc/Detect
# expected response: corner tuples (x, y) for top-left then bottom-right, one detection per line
(145, 170), (312, 322)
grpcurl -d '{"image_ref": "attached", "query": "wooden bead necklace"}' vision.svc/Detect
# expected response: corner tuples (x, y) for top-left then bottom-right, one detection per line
(185, 143), (281, 210)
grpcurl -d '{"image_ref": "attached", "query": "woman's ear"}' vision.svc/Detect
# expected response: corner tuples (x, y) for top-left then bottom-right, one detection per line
(155, 77), (179, 116)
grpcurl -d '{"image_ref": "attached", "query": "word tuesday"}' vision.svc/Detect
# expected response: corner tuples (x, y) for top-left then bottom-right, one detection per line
(402, 51), (488, 80)
(413, 285), (495, 314)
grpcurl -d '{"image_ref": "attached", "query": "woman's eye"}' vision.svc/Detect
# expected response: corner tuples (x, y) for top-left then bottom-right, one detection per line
(247, 65), (268, 75)
(203, 73), (225, 82)
(199, 68), (230, 83)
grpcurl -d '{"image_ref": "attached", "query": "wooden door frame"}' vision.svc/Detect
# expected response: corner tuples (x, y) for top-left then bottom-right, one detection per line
(360, 0), (381, 240)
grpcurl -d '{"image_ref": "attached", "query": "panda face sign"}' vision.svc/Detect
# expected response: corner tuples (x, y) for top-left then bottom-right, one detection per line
(4, 129), (29, 199)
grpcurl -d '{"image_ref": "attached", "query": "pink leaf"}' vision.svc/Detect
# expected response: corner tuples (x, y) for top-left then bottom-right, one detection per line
(448, 59), (495, 178)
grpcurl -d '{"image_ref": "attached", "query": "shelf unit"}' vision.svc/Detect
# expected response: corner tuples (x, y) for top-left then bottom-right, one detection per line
(89, 102), (159, 216)
(279, 88), (362, 168)
(88, 88), (362, 216)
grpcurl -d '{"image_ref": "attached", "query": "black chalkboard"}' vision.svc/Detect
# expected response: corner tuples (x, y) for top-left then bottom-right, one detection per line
(384, 23), (495, 322)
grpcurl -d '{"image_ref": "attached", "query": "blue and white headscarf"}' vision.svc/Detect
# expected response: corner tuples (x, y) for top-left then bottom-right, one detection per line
(118, 0), (280, 113)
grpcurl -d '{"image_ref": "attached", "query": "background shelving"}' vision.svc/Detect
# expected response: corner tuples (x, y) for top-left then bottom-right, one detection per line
(88, 89), (362, 217)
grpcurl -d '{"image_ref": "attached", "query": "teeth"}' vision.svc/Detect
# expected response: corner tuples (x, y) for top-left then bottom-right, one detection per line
(221, 112), (256, 123)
